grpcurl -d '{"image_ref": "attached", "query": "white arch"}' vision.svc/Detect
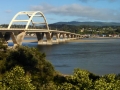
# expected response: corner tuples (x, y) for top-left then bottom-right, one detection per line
(8, 11), (49, 30)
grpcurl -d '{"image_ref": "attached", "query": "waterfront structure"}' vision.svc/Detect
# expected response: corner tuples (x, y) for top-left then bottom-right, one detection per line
(0, 11), (81, 47)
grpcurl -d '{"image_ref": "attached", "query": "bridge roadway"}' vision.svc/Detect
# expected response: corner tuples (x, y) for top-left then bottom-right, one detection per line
(0, 11), (81, 47)
(0, 28), (81, 45)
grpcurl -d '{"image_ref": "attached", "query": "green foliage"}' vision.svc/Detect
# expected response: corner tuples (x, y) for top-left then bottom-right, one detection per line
(1, 46), (55, 89)
(55, 69), (120, 90)
(54, 74), (67, 84)
(0, 39), (9, 75)
(94, 74), (120, 90)
(40, 81), (57, 90)
(57, 82), (79, 90)
(0, 38), (7, 51)
(66, 68), (93, 90)
(2, 66), (36, 90)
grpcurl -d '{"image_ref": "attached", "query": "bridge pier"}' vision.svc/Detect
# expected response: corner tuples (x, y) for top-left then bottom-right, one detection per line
(51, 33), (60, 44)
(36, 32), (52, 45)
(36, 32), (44, 45)
(11, 31), (26, 47)
(71, 34), (76, 40)
(73, 35), (78, 40)
(55, 33), (60, 43)
(0, 31), (26, 48)
(59, 33), (66, 42)
(45, 32), (52, 45)
(66, 34), (71, 41)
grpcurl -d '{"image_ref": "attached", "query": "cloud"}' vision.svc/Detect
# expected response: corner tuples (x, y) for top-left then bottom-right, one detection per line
(30, 3), (120, 22)
(79, 0), (118, 2)
(5, 10), (12, 13)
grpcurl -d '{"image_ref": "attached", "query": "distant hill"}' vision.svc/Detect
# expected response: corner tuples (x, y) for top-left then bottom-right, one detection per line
(52, 21), (120, 26)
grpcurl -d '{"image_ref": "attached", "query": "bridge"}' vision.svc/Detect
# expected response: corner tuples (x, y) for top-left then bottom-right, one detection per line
(0, 11), (81, 47)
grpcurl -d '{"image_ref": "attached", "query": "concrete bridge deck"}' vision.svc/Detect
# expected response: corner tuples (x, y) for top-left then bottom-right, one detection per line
(0, 28), (77, 34)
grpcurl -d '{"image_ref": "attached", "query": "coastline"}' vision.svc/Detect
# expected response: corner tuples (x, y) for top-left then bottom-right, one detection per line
(8, 39), (97, 43)
(7, 37), (120, 43)
(8, 40), (37, 43)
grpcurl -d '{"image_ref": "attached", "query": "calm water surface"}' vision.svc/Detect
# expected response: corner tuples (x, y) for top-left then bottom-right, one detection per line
(9, 38), (120, 75)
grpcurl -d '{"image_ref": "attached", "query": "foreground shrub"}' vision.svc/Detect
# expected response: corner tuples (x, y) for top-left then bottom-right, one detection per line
(57, 82), (79, 90)
(66, 68), (93, 89)
(55, 69), (120, 90)
(94, 74), (120, 90)
(2, 66), (36, 90)
(1, 46), (55, 89)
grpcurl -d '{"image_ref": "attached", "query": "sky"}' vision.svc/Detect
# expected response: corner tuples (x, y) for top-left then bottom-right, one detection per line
(0, 0), (120, 24)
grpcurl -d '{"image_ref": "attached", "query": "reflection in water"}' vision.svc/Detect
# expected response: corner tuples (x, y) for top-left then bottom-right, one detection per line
(8, 38), (120, 75)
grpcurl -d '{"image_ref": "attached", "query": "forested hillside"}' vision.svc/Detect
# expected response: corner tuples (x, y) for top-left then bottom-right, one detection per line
(1, 22), (120, 35)
(53, 21), (120, 26)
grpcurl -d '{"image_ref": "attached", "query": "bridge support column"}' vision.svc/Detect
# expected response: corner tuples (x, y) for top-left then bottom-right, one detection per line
(51, 33), (59, 44)
(36, 32), (44, 45)
(63, 34), (67, 41)
(71, 34), (75, 40)
(73, 35), (76, 40)
(54, 33), (60, 44)
(59, 33), (66, 42)
(66, 34), (71, 41)
(45, 32), (52, 45)
(11, 31), (26, 48)
(75, 35), (78, 39)
(74, 35), (77, 39)
(77, 35), (80, 39)
(11, 32), (17, 47)
(36, 32), (52, 45)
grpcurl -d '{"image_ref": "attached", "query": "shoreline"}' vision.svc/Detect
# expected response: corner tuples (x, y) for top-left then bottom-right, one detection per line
(8, 40), (38, 43)
(7, 37), (120, 43)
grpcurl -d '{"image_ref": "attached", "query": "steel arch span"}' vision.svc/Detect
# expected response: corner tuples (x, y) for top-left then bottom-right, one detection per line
(8, 11), (49, 30)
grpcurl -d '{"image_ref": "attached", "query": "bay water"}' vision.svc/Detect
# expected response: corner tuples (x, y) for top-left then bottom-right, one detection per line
(8, 38), (120, 75)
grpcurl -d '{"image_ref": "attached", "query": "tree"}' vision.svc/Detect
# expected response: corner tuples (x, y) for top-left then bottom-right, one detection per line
(2, 66), (36, 90)
(0, 38), (7, 51)
(55, 68), (95, 90)
(2, 46), (55, 89)
(94, 74), (120, 90)
(0, 38), (9, 75)
(66, 68), (93, 89)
